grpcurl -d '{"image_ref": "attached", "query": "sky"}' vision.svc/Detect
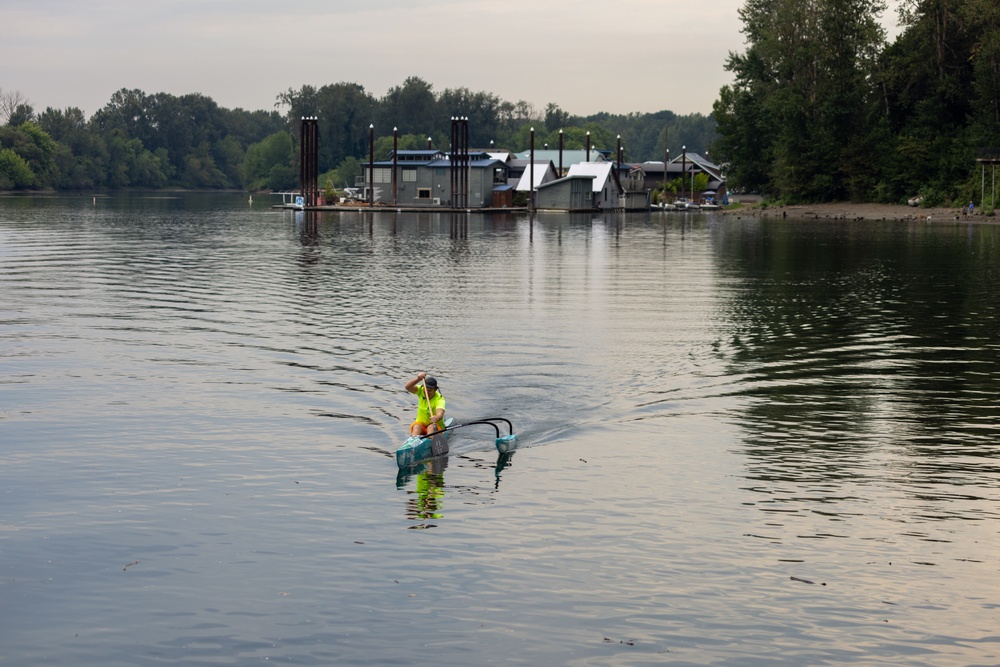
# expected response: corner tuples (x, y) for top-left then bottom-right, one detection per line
(1, 0), (903, 120)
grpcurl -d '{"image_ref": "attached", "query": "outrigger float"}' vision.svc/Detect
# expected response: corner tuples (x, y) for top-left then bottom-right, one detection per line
(395, 417), (518, 467)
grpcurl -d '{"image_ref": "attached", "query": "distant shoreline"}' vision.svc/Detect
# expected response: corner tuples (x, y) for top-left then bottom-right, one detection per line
(723, 201), (995, 223)
(1, 191), (995, 224)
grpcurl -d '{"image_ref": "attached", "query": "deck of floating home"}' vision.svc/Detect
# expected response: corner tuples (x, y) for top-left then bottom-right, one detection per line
(272, 203), (532, 213)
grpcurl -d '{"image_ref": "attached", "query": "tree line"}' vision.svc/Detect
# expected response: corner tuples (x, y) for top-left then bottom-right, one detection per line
(0, 79), (716, 193)
(714, 0), (1000, 207)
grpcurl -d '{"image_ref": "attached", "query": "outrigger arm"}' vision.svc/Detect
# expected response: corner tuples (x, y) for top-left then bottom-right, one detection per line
(429, 417), (515, 442)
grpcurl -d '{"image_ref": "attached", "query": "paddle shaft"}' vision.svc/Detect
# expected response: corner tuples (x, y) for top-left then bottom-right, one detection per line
(422, 375), (439, 432)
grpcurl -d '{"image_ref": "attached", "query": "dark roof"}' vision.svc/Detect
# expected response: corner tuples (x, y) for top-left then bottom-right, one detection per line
(392, 149), (445, 158)
(363, 155), (508, 170)
(426, 158), (506, 168)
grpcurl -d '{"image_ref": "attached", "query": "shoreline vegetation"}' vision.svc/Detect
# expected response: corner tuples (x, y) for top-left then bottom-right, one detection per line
(713, 1), (1000, 212)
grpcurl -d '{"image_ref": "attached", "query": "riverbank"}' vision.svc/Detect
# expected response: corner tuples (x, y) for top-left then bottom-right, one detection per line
(722, 201), (995, 223)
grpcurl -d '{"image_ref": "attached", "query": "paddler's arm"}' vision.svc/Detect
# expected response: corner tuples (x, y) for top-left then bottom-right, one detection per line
(429, 406), (445, 423)
(404, 372), (426, 394)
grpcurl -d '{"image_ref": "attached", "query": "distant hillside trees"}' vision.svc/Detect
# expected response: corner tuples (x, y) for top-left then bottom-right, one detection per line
(0, 79), (716, 192)
(1, 88), (285, 191)
(242, 131), (296, 191)
(276, 77), (716, 186)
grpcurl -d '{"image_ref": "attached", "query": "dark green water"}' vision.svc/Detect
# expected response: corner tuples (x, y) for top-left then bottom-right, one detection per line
(1, 193), (998, 665)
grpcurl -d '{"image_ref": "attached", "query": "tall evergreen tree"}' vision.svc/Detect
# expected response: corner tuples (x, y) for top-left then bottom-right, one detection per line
(715, 0), (887, 201)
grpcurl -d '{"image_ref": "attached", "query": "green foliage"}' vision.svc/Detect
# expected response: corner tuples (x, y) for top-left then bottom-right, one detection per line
(88, 88), (281, 190)
(715, 0), (887, 201)
(278, 82), (375, 176)
(322, 177), (338, 204)
(693, 172), (710, 194)
(918, 186), (946, 208)
(550, 112), (714, 162)
(332, 157), (361, 190)
(319, 159), (364, 190)
(40, 107), (107, 189)
(243, 131), (295, 191)
(101, 129), (168, 188)
(0, 148), (35, 188)
(544, 103), (570, 132)
(278, 76), (714, 173)
(371, 133), (427, 161)
(7, 104), (35, 127)
(181, 142), (227, 189)
(718, 0), (1000, 203)
(0, 121), (58, 189)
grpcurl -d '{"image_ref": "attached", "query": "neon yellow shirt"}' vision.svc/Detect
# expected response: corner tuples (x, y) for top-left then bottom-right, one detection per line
(416, 385), (446, 426)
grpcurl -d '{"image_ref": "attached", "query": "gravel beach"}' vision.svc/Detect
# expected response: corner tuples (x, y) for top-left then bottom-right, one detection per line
(722, 201), (995, 223)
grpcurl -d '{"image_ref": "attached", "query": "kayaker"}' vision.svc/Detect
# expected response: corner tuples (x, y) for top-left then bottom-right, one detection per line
(405, 372), (446, 436)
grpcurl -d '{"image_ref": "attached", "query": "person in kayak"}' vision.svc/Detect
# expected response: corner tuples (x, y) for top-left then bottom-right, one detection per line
(405, 372), (446, 436)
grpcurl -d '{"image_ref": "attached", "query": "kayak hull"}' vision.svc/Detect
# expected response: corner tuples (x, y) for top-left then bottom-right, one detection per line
(395, 417), (455, 467)
(394, 418), (519, 467)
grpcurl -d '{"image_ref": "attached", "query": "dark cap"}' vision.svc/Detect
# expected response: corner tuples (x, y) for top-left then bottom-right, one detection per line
(424, 376), (438, 389)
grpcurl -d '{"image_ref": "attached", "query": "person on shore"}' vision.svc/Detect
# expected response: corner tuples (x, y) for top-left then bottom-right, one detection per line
(405, 372), (446, 436)
(969, 201), (975, 215)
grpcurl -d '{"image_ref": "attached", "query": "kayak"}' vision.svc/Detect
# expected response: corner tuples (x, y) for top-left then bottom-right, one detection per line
(395, 418), (456, 467)
(395, 417), (517, 468)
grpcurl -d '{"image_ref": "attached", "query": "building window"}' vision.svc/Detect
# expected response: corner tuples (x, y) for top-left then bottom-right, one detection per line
(417, 188), (431, 199)
(373, 168), (391, 184)
(403, 168), (417, 182)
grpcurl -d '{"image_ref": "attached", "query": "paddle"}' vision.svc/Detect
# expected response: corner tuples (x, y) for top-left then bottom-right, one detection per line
(422, 374), (437, 434)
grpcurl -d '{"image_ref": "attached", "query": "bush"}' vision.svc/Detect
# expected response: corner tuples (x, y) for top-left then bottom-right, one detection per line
(918, 187), (945, 208)
(0, 148), (36, 188)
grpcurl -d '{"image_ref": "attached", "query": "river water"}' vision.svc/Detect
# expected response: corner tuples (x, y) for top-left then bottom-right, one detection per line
(1, 193), (998, 666)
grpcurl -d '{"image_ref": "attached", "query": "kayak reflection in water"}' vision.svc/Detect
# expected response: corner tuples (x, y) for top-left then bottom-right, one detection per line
(401, 456), (447, 526)
(413, 469), (445, 522)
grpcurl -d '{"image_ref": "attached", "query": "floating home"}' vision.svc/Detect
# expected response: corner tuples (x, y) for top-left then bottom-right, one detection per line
(352, 144), (713, 212)
(361, 149), (509, 208)
(637, 153), (727, 203)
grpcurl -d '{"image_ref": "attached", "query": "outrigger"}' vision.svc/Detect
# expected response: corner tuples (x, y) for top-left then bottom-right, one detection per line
(395, 417), (518, 467)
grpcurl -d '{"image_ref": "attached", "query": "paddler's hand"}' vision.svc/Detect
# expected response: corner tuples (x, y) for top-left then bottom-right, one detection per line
(417, 372), (426, 381)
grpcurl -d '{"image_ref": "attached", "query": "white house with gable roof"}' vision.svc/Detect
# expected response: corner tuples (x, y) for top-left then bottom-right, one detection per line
(567, 162), (622, 210)
(535, 161), (629, 211)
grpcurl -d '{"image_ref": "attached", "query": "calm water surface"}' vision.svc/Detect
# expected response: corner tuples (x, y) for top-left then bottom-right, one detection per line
(1, 193), (999, 666)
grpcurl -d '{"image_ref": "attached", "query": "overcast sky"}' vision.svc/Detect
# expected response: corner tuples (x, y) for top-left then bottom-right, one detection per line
(1, 0), (903, 120)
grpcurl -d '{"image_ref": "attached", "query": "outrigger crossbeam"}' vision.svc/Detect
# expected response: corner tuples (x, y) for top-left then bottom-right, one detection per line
(430, 417), (515, 440)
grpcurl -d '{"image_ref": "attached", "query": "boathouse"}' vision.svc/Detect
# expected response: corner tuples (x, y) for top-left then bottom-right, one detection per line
(639, 153), (727, 202)
(508, 160), (558, 192)
(515, 148), (609, 176)
(535, 174), (596, 211)
(534, 162), (631, 211)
